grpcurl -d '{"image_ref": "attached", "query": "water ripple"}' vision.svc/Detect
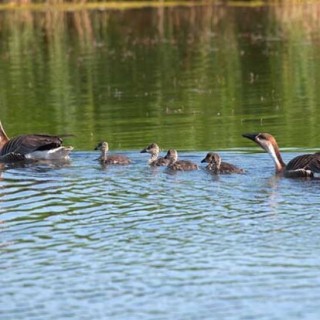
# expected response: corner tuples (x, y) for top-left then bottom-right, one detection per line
(2, 151), (320, 320)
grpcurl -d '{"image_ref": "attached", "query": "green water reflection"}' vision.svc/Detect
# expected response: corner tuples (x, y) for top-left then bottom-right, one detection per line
(0, 4), (320, 151)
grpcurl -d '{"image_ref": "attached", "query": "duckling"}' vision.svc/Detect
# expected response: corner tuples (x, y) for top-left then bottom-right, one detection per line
(140, 143), (169, 166)
(164, 149), (198, 171)
(95, 141), (131, 165)
(0, 121), (73, 162)
(201, 152), (244, 174)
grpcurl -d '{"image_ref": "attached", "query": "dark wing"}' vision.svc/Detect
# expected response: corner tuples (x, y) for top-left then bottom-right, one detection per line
(305, 157), (320, 174)
(0, 135), (62, 156)
(286, 153), (320, 173)
(284, 169), (313, 178)
(0, 152), (26, 163)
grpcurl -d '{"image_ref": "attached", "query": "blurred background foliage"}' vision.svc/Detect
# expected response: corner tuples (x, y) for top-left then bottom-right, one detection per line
(1, 2), (320, 150)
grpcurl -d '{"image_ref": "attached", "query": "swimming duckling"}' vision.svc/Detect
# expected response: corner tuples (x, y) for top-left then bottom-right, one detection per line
(201, 152), (244, 174)
(0, 121), (73, 162)
(164, 149), (198, 171)
(95, 141), (131, 165)
(140, 143), (169, 166)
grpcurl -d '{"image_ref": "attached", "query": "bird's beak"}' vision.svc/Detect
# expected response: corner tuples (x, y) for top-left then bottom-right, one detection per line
(140, 148), (147, 153)
(242, 133), (259, 142)
(201, 158), (206, 163)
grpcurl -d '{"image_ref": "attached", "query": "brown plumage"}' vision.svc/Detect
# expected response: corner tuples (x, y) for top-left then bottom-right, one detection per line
(140, 143), (169, 166)
(0, 121), (73, 162)
(243, 132), (320, 178)
(95, 141), (131, 165)
(164, 149), (198, 171)
(201, 152), (244, 174)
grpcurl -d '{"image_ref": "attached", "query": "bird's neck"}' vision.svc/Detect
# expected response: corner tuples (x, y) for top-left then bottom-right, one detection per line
(208, 163), (219, 173)
(101, 149), (108, 162)
(0, 122), (9, 150)
(169, 156), (177, 165)
(216, 160), (221, 171)
(150, 152), (158, 163)
(269, 144), (286, 173)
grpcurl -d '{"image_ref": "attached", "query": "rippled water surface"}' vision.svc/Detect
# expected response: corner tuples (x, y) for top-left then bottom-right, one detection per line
(2, 150), (320, 319)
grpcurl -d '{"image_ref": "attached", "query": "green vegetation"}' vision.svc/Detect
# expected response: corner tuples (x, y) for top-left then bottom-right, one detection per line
(0, 3), (320, 150)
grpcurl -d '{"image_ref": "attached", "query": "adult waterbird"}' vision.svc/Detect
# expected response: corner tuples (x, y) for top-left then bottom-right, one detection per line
(242, 132), (320, 178)
(0, 121), (73, 162)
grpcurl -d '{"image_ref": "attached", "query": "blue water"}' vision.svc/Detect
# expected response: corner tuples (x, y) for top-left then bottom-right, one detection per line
(1, 150), (320, 319)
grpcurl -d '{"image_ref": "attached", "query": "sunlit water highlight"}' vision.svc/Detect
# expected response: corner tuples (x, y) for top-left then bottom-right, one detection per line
(1, 150), (320, 319)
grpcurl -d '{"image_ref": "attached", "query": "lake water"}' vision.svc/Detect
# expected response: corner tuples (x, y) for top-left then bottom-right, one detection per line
(1, 2), (320, 320)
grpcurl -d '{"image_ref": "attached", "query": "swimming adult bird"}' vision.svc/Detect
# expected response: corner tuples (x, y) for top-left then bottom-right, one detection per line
(95, 141), (131, 165)
(164, 149), (198, 171)
(242, 132), (320, 178)
(140, 143), (169, 166)
(201, 152), (244, 174)
(0, 121), (73, 162)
